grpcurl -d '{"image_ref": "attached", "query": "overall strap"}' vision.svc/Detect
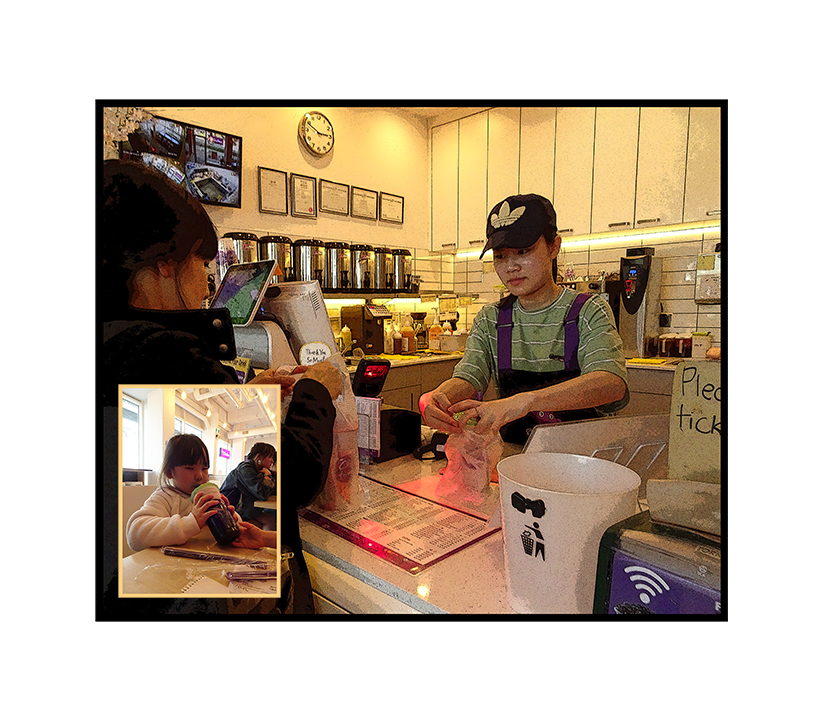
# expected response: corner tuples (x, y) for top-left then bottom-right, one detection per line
(496, 294), (517, 371)
(564, 293), (591, 372)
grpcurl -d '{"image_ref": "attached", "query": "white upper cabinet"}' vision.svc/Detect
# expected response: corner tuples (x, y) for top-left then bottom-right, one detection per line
(553, 107), (596, 236)
(634, 107), (690, 228)
(486, 107), (521, 214)
(684, 106), (722, 222)
(457, 112), (488, 250)
(431, 122), (459, 250)
(519, 106), (557, 202)
(429, 105), (720, 251)
(591, 107), (640, 234)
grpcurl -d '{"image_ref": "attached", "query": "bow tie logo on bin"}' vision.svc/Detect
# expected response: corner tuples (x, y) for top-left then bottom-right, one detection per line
(511, 491), (545, 518)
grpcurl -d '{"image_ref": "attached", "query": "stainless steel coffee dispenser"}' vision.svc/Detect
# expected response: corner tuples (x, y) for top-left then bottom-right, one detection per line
(350, 244), (374, 290)
(217, 232), (258, 284)
(293, 238), (325, 284)
(391, 248), (412, 291)
(373, 247), (392, 290)
(617, 247), (661, 358)
(257, 235), (293, 283)
(323, 241), (351, 290)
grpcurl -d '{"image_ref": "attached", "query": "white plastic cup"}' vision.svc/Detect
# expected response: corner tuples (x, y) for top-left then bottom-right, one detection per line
(497, 453), (641, 614)
(691, 332), (713, 359)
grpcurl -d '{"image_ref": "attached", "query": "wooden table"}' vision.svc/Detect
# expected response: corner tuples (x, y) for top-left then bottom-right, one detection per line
(120, 528), (280, 597)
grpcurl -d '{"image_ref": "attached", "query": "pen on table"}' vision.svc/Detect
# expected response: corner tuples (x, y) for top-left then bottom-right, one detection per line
(161, 546), (268, 567)
(225, 570), (279, 581)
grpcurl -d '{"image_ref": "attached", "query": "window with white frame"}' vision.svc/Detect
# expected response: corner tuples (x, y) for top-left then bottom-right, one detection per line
(122, 395), (141, 468)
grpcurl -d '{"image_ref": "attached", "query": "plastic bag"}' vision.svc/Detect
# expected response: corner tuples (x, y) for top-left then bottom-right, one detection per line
(436, 425), (503, 502)
(282, 353), (366, 512)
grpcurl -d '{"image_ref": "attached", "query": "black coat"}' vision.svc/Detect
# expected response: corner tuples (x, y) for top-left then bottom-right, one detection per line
(99, 307), (335, 619)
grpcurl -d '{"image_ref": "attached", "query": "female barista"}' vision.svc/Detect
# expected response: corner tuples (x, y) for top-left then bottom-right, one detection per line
(420, 194), (628, 444)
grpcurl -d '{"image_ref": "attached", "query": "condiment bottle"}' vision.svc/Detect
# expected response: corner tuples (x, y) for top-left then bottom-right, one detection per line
(340, 324), (352, 355)
(401, 318), (415, 353)
(428, 321), (442, 351)
(393, 327), (403, 354)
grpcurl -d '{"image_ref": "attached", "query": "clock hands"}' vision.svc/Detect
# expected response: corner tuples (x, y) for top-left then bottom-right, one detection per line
(306, 121), (332, 138)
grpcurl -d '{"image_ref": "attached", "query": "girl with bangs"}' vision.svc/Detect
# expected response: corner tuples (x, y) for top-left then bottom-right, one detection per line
(126, 434), (238, 552)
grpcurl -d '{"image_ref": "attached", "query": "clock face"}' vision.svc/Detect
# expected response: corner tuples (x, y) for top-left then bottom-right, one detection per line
(299, 111), (334, 156)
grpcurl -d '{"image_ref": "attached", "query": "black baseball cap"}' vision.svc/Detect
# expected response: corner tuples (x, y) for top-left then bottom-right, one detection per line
(481, 194), (557, 257)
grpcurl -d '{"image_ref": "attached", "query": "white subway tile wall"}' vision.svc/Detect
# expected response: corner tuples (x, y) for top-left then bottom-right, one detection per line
(324, 230), (722, 350)
(457, 228), (722, 347)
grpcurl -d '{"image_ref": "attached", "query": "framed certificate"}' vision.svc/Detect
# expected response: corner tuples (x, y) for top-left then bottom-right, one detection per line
(258, 167), (288, 215)
(379, 192), (404, 224)
(351, 186), (378, 220)
(319, 179), (350, 216)
(290, 173), (317, 218)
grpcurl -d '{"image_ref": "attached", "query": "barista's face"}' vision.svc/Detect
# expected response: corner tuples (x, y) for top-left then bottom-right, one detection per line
(493, 235), (560, 308)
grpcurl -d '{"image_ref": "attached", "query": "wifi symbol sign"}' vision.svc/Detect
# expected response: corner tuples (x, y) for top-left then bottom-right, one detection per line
(625, 566), (670, 605)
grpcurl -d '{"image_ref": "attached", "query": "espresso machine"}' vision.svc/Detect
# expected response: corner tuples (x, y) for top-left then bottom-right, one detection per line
(617, 248), (660, 358)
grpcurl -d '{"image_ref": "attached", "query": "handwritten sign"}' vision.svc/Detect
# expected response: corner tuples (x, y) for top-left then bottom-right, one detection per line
(668, 360), (722, 484)
(299, 341), (332, 366)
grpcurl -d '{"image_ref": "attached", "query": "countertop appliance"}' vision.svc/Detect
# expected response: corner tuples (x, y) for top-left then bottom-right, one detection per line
(593, 511), (722, 615)
(341, 303), (390, 354)
(618, 248), (661, 358)
(351, 358), (421, 463)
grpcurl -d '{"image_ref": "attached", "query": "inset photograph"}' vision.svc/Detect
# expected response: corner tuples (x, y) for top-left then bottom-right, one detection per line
(119, 385), (281, 598)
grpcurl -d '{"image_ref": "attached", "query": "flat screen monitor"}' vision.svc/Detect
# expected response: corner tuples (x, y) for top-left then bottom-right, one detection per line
(120, 115), (242, 208)
(210, 261), (276, 326)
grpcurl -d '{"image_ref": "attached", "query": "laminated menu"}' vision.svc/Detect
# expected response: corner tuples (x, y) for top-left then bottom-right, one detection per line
(301, 478), (499, 574)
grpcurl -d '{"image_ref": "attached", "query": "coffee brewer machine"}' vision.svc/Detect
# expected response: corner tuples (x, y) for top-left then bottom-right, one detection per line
(340, 302), (392, 355)
(617, 248), (660, 358)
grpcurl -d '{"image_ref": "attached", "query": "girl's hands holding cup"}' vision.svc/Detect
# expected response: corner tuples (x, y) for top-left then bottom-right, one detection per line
(191, 490), (221, 529)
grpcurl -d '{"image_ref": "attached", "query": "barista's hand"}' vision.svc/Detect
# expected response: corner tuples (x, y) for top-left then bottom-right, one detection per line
(232, 521), (277, 549)
(420, 390), (461, 433)
(247, 370), (298, 396)
(301, 360), (343, 399)
(190, 491), (221, 529)
(449, 395), (533, 435)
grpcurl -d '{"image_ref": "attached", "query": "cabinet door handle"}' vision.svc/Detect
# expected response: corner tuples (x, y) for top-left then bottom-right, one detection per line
(608, 221), (632, 228)
(706, 210), (721, 216)
(469, 240), (482, 246)
(558, 228), (574, 234)
(636, 218), (661, 225)
(439, 242), (457, 250)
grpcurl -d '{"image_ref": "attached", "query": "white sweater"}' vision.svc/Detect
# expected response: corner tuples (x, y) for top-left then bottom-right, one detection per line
(126, 486), (202, 552)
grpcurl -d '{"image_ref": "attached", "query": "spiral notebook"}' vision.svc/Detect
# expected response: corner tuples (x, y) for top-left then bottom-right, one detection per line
(181, 576), (227, 594)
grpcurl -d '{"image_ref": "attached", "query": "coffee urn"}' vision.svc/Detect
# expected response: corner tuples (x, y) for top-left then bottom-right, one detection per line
(257, 235), (293, 283)
(324, 241), (351, 290)
(350, 244), (374, 290)
(617, 247), (661, 358)
(373, 247), (392, 290)
(293, 238), (325, 284)
(217, 232), (257, 284)
(391, 248), (412, 291)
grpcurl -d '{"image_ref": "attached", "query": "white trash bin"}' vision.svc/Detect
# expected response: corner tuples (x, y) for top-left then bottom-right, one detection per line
(498, 453), (640, 614)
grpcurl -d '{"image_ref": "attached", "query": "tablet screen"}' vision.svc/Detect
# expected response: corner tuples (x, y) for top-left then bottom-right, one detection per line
(210, 261), (275, 326)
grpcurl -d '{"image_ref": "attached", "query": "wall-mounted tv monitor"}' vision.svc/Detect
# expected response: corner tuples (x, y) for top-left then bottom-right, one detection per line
(120, 115), (242, 209)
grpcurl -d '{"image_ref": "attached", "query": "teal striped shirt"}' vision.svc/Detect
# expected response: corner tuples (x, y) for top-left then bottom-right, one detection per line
(453, 288), (628, 413)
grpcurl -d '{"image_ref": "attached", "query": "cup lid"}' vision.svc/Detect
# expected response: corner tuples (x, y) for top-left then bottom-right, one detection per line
(190, 482), (219, 502)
